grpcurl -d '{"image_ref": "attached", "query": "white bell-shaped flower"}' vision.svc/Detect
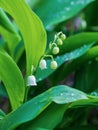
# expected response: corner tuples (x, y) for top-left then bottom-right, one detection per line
(39, 59), (47, 70)
(27, 75), (37, 86)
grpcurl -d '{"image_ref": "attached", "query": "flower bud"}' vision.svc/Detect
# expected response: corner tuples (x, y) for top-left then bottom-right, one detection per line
(52, 46), (59, 55)
(39, 59), (47, 70)
(60, 33), (66, 41)
(50, 61), (58, 69)
(49, 43), (52, 49)
(57, 38), (63, 45)
(27, 75), (37, 86)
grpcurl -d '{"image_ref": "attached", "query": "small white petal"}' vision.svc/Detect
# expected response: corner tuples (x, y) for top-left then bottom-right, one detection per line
(27, 75), (37, 86)
(39, 59), (47, 70)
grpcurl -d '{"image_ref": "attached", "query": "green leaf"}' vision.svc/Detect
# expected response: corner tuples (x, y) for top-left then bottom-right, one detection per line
(74, 57), (98, 93)
(0, 8), (17, 33)
(19, 97), (98, 130)
(0, 36), (5, 47)
(0, 109), (5, 120)
(0, 7), (21, 57)
(0, 49), (25, 110)
(14, 40), (24, 63)
(36, 43), (93, 82)
(19, 104), (67, 130)
(26, 0), (40, 9)
(0, 0), (47, 75)
(61, 46), (98, 82)
(26, 128), (49, 130)
(60, 32), (98, 54)
(62, 125), (98, 130)
(0, 85), (88, 130)
(0, 84), (8, 98)
(35, 0), (94, 28)
(0, 26), (21, 58)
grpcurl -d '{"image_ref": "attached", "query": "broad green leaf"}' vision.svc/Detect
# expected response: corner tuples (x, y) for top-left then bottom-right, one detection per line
(20, 97), (98, 130)
(14, 40), (24, 63)
(0, 36), (5, 47)
(25, 0), (40, 9)
(0, 49), (25, 110)
(61, 125), (98, 130)
(0, 109), (5, 120)
(74, 56), (98, 93)
(69, 94), (98, 108)
(0, 7), (23, 62)
(25, 128), (49, 130)
(60, 32), (98, 54)
(36, 43), (93, 82)
(0, 7), (21, 57)
(35, 0), (94, 28)
(85, 0), (98, 28)
(0, 26), (21, 58)
(0, 85), (88, 130)
(0, 8), (17, 33)
(0, 84), (8, 98)
(21, 86), (89, 129)
(0, 0), (47, 75)
(60, 46), (98, 82)
(18, 104), (67, 130)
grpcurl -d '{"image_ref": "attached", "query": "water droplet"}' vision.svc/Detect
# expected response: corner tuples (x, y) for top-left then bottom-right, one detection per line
(91, 92), (98, 96)
(56, 56), (59, 60)
(62, 15), (65, 19)
(60, 93), (64, 96)
(66, 7), (70, 11)
(70, 1), (75, 5)
(83, 44), (87, 48)
(39, 78), (42, 81)
(77, 52), (80, 56)
(58, 0), (62, 3)
(65, 57), (69, 61)
(77, 1), (84, 5)
(70, 52), (74, 57)
(71, 93), (75, 96)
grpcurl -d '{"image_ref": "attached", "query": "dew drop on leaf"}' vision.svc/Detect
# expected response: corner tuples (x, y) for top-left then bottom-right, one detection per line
(66, 7), (70, 11)
(70, 1), (75, 5)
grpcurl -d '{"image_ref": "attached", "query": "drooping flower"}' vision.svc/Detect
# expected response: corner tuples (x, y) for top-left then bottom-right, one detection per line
(27, 75), (37, 86)
(57, 38), (63, 45)
(39, 59), (47, 70)
(52, 46), (59, 55)
(60, 33), (66, 41)
(50, 60), (58, 69)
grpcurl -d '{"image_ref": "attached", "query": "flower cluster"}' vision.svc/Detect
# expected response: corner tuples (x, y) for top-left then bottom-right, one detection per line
(27, 32), (66, 87)
(39, 32), (66, 70)
(50, 32), (66, 55)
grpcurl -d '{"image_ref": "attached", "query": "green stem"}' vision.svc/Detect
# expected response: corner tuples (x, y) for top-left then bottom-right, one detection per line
(24, 86), (30, 102)
(43, 54), (54, 61)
